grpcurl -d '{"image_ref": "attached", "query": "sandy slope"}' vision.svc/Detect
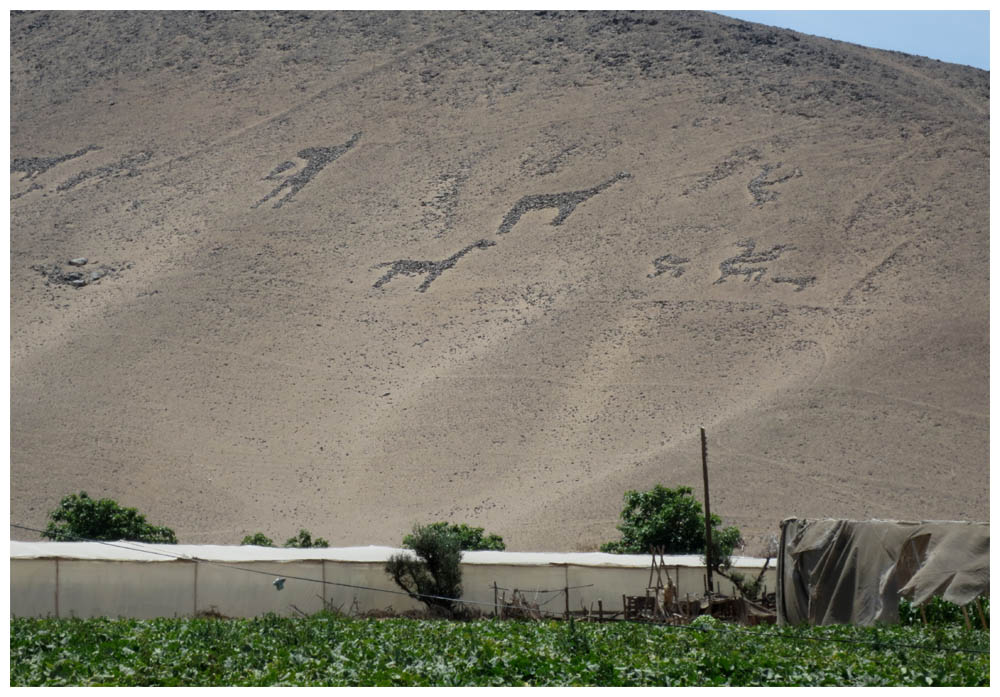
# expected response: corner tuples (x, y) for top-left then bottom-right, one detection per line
(10, 11), (988, 552)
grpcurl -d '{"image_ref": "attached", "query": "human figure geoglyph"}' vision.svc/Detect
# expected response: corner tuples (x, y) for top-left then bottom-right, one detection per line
(253, 132), (361, 209)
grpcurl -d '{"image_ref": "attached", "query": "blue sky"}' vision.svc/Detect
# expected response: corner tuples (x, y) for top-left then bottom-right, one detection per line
(713, 11), (989, 71)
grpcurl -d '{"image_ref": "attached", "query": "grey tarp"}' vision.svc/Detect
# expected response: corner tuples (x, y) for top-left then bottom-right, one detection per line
(777, 518), (989, 626)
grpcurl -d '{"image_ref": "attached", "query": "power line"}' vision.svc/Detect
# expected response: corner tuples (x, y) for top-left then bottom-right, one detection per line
(492, 583), (594, 593)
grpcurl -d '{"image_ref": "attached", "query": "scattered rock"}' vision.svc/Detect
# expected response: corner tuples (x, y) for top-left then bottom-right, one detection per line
(10, 144), (100, 181)
(32, 260), (130, 289)
(56, 150), (153, 192)
(772, 275), (816, 292)
(10, 181), (43, 200)
(684, 148), (761, 195)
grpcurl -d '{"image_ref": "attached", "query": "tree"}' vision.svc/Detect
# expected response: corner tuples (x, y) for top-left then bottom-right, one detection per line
(600, 485), (742, 561)
(42, 491), (177, 544)
(283, 529), (329, 548)
(385, 523), (463, 614)
(241, 532), (275, 547)
(402, 522), (505, 551)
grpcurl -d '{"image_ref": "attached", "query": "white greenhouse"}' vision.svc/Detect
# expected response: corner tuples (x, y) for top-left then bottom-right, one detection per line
(10, 541), (776, 619)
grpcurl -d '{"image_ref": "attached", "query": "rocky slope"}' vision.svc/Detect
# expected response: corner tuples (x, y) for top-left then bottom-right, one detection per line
(10, 10), (989, 552)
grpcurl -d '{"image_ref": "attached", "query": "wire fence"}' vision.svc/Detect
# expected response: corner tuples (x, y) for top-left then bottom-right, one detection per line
(10, 523), (989, 656)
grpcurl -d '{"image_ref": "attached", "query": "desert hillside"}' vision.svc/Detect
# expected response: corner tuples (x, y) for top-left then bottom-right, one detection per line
(10, 11), (989, 552)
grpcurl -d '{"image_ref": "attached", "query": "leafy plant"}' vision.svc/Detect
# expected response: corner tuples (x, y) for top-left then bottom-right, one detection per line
(10, 616), (989, 686)
(724, 570), (764, 599)
(402, 522), (505, 551)
(240, 533), (275, 547)
(690, 614), (723, 629)
(283, 529), (329, 548)
(899, 595), (989, 627)
(600, 485), (741, 563)
(386, 524), (463, 614)
(239, 530), (328, 547)
(42, 492), (177, 544)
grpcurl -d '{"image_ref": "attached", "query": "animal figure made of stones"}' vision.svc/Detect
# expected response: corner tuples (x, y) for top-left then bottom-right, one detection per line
(373, 240), (496, 292)
(715, 238), (793, 285)
(747, 163), (802, 207)
(11, 145), (101, 181)
(648, 254), (691, 279)
(497, 171), (631, 235)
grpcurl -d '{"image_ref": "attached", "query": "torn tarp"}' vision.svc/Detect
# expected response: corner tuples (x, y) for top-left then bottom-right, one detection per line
(777, 518), (989, 626)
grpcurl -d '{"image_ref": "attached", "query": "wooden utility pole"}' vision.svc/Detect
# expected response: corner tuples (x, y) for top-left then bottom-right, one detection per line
(701, 427), (714, 595)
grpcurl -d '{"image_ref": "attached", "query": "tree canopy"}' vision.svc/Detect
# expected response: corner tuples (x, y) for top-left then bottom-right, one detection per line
(283, 529), (329, 548)
(386, 523), (464, 613)
(402, 522), (505, 551)
(43, 492), (177, 544)
(600, 485), (742, 562)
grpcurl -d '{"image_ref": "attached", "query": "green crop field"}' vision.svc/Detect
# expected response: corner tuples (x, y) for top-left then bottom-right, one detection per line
(10, 614), (989, 686)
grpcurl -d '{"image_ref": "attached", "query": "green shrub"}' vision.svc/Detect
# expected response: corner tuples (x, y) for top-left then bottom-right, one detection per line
(283, 529), (329, 548)
(240, 533), (275, 547)
(42, 492), (177, 544)
(690, 614), (723, 629)
(386, 523), (463, 613)
(239, 530), (328, 547)
(899, 595), (989, 627)
(402, 522), (505, 551)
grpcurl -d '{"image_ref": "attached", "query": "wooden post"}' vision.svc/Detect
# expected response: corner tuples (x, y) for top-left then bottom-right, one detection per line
(493, 582), (499, 618)
(647, 546), (656, 588)
(974, 597), (988, 630)
(701, 427), (713, 596)
(598, 599), (604, 622)
(961, 604), (972, 630)
(564, 586), (569, 620)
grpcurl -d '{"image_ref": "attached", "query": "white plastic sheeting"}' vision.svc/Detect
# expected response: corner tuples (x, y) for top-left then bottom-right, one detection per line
(11, 542), (771, 568)
(11, 542), (776, 619)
